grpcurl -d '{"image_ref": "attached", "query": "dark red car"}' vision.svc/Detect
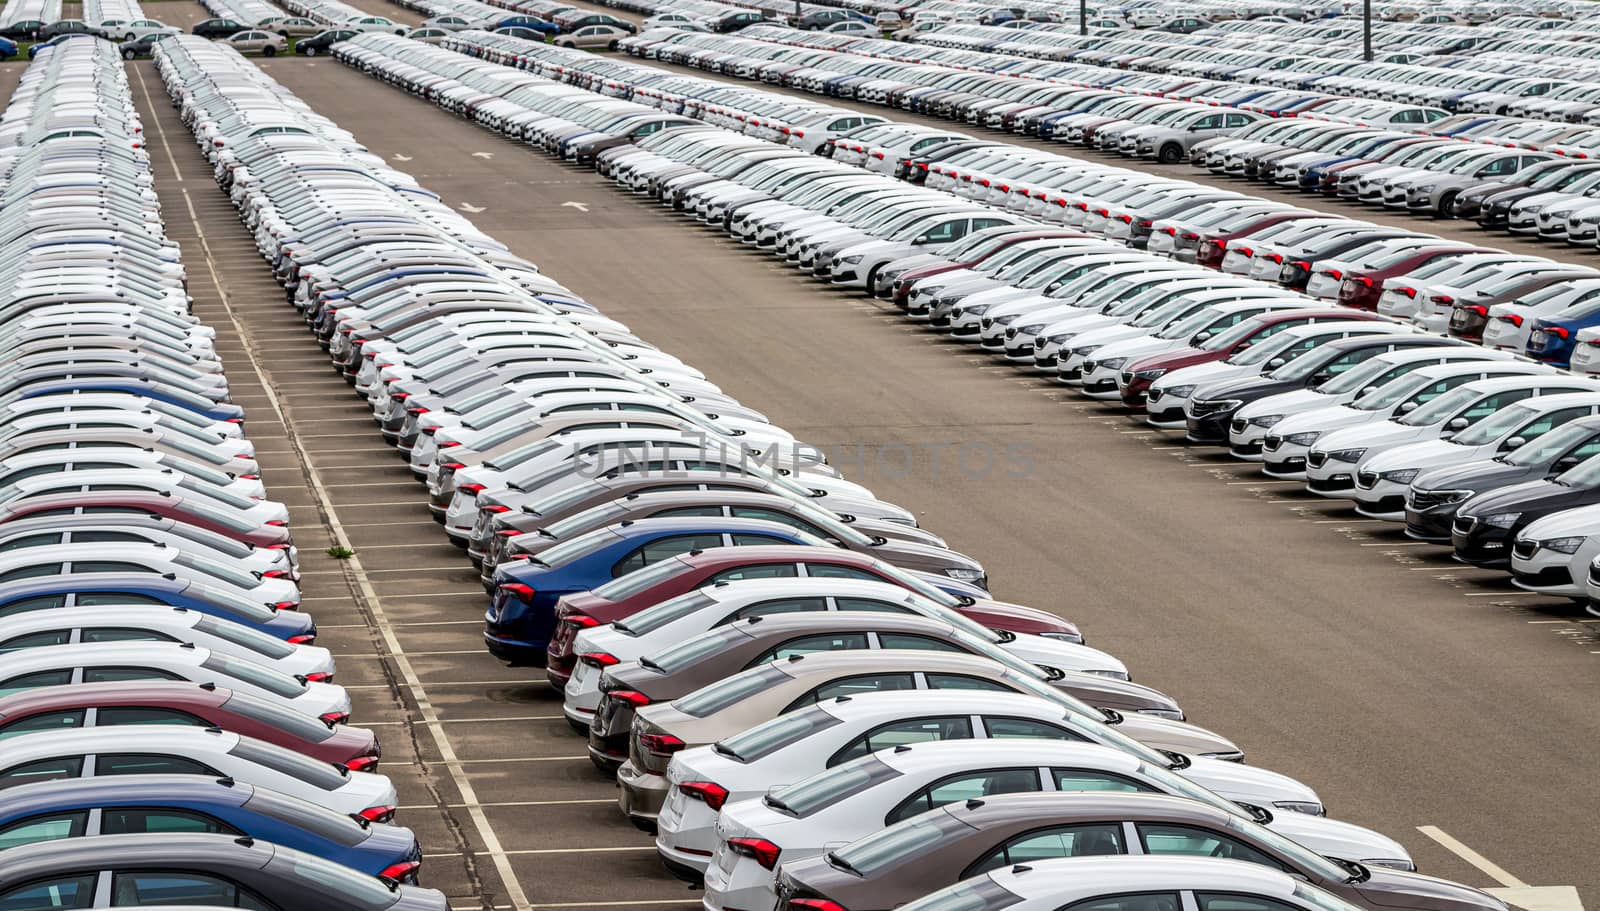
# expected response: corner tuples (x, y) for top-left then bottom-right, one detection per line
(1332, 246), (1485, 311)
(0, 491), (292, 548)
(1117, 309), (1385, 409)
(544, 545), (1081, 694)
(0, 681), (381, 769)
(1193, 210), (1319, 270)
(890, 228), (1084, 308)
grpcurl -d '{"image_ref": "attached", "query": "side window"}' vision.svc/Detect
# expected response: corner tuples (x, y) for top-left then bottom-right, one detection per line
(0, 875), (96, 910)
(0, 710), (86, 740)
(0, 565), (62, 584)
(0, 630), (73, 651)
(0, 595), (69, 618)
(81, 629), (176, 645)
(877, 633), (967, 653)
(917, 220), (966, 244)
(725, 597), (828, 623)
(967, 823), (1127, 876)
(110, 872), (268, 909)
(834, 597), (916, 614)
(1051, 768), (1155, 793)
(97, 707), (209, 727)
(730, 534), (794, 546)
(0, 812), (89, 850)
(1138, 824), (1285, 869)
(926, 673), (1013, 692)
(983, 717), (1084, 741)
(611, 533), (726, 577)
(729, 507), (825, 537)
(707, 563), (799, 582)
(82, 668), (184, 684)
(1195, 894), (1304, 911)
(1320, 349), (1383, 375)
(76, 593), (167, 607)
(97, 754), (221, 777)
(830, 716), (974, 765)
(1062, 894), (1184, 911)
(1462, 389), (1536, 421)
(0, 756), (84, 788)
(1194, 114), (1225, 129)
(71, 562), (155, 574)
(752, 633), (870, 664)
(802, 564), (880, 580)
(0, 533), (62, 552)
(971, 218), (1013, 232)
(102, 808), (237, 836)
(651, 506), (726, 519)
(1564, 436), (1600, 463)
(0, 670), (74, 697)
(1477, 157), (1517, 177)
(804, 673), (917, 704)
(887, 768), (1040, 824)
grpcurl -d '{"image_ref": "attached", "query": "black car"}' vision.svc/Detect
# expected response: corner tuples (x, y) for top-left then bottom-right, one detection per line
(711, 10), (763, 32)
(1450, 442), (1600, 567)
(295, 28), (357, 54)
(0, 19), (43, 40)
(192, 17), (247, 37)
(1474, 161), (1600, 228)
(118, 32), (174, 58)
(796, 9), (854, 29)
(1187, 335), (1464, 449)
(1406, 415), (1600, 541)
(37, 18), (95, 40)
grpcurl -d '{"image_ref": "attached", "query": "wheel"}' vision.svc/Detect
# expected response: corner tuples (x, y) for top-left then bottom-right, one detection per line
(302, 45), (316, 55)
(1157, 143), (1183, 165)
(122, 48), (135, 59)
(1436, 191), (1458, 218)
(262, 44), (275, 56)
(606, 40), (617, 50)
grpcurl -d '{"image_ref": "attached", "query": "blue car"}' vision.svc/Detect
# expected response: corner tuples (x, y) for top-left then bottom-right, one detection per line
(12, 378), (244, 422)
(0, 573), (316, 643)
(495, 15), (558, 33)
(485, 517), (831, 664)
(25, 33), (92, 58)
(0, 776), (422, 881)
(1527, 298), (1600, 367)
(0, 37), (16, 59)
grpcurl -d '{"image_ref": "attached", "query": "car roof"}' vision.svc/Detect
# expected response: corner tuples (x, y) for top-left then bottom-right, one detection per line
(678, 545), (877, 567)
(874, 738), (1138, 775)
(0, 724), (237, 754)
(778, 648), (1009, 679)
(701, 577), (918, 603)
(0, 680), (226, 722)
(0, 774), (251, 819)
(816, 688), (1064, 723)
(939, 790), (1232, 830)
(988, 855), (1296, 902)
(0, 832), (276, 883)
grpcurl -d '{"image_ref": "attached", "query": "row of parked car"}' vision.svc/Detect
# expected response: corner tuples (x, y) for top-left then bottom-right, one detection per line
(326, 28), (1525, 911)
(0, 37), (457, 911)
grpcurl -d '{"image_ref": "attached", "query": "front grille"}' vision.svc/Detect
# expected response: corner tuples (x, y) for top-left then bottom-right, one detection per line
(1308, 475), (1354, 492)
(1409, 489), (1463, 511)
(1230, 418), (1248, 434)
(1147, 388), (1164, 404)
(1355, 470), (1378, 490)
(1263, 435), (1283, 452)
(1454, 516), (1479, 535)
(1307, 451), (1327, 469)
(1513, 539), (1539, 561)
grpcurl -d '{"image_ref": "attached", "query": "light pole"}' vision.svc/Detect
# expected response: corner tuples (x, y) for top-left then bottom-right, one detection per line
(1080, 0), (1087, 35)
(1363, 0), (1373, 60)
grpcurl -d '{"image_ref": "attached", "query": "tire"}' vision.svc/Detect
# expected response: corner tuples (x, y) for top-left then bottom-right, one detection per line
(1436, 191), (1458, 219)
(262, 44), (275, 56)
(1157, 143), (1183, 165)
(122, 48), (135, 59)
(606, 40), (618, 50)
(302, 45), (316, 55)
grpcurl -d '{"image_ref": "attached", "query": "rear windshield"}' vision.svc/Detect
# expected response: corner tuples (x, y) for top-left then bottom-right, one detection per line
(243, 787), (368, 846)
(830, 810), (970, 875)
(219, 693), (333, 743)
(672, 663), (789, 718)
(763, 754), (902, 818)
(616, 591), (716, 636)
(590, 557), (688, 600)
(227, 738), (346, 791)
(648, 626), (745, 673)
(714, 705), (842, 763)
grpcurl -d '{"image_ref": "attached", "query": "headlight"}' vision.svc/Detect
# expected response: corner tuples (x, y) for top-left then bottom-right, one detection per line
(1164, 384), (1197, 399)
(1284, 431), (1321, 446)
(1327, 447), (1366, 463)
(1097, 357), (1128, 371)
(965, 304), (992, 316)
(1071, 344), (1101, 358)
(1135, 708), (1185, 721)
(1135, 368), (1167, 380)
(1038, 631), (1085, 645)
(1412, 183), (1438, 193)
(840, 254), (863, 264)
(944, 567), (985, 582)
(1542, 536), (1585, 554)
(1079, 668), (1130, 680)
(1379, 468), (1420, 484)
(1272, 800), (1325, 816)
(1482, 511), (1522, 529)
(1248, 414), (1285, 428)
(1363, 858), (1417, 872)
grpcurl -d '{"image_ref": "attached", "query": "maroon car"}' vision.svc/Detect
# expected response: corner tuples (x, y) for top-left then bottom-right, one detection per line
(544, 545), (1081, 693)
(1117, 309), (1383, 409)
(891, 228), (1084, 308)
(0, 491), (292, 548)
(1193, 210), (1319, 269)
(0, 681), (381, 769)
(1333, 245), (1484, 311)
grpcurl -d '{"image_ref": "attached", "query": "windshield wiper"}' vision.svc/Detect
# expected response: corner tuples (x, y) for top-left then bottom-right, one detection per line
(1159, 749), (1192, 771)
(1331, 856), (1371, 883)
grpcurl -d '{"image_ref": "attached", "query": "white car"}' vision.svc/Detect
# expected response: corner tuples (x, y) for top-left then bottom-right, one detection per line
(1304, 376), (1597, 501)
(0, 447), (265, 500)
(704, 741), (1408, 911)
(657, 689), (1243, 876)
(0, 606), (332, 679)
(564, 578), (1120, 724)
(1482, 279), (1600, 352)
(0, 541), (299, 609)
(0, 642), (349, 721)
(1350, 393), (1600, 519)
(0, 727), (395, 819)
(1260, 361), (1555, 479)
(1508, 500), (1600, 597)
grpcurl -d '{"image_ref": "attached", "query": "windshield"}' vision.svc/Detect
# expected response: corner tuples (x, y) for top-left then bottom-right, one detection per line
(1222, 815), (1351, 882)
(1450, 402), (1540, 446)
(1397, 384), (1481, 426)
(1268, 345), (1348, 382)
(1227, 329), (1302, 367)
(1317, 354), (1409, 395)
(1510, 423), (1595, 469)
(1199, 315), (1273, 352)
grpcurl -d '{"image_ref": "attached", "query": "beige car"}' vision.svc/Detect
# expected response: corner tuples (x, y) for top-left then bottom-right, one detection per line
(553, 23), (629, 48)
(611, 650), (1235, 831)
(224, 29), (288, 55)
(261, 16), (322, 37)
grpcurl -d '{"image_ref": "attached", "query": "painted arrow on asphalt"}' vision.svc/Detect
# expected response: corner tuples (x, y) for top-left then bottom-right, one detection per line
(457, 203), (486, 213)
(471, 152), (494, 159)
(1417, 827), (1585, 911)
(391, 154), (413, 161)
(561, 201), (589, 213)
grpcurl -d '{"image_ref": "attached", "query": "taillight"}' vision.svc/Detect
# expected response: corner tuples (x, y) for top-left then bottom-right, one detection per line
(458, 483), (487, 495)
(483, 505), (511, 514)
(360, 806), (397, 824)
(607, 690), (651, 707)
(1504, 313), (1525, 327)
(438, 441), (462, 449)
(566, 613), (600, 628)
(440, 462), (466, 471)
(496, 529), (524, 538)
(1354, 276), (1373, 288)
(288, 633), (316, 645)
(377, 860), (420, 883)
(1400, 287), (1417, 299)
(262, 570), (289, 579)
(320, 711), (349, 726)
(273, 601), (299, 611)
(640, 732), (685, 757)
(727, 836), (781, 870)
(265, 520), (288, 527)
(789, 900), (848, 911)
(1549, 326), (1572, 340)
(500, 583), (536, 603)
(1325, 269), (1343, 281)
(1466, 305), (1488, 317)
(346, 755), (380, 772)
(304, 672), (333, 683)
(579, 652), (619, 668)
(679, 780), (729, 810)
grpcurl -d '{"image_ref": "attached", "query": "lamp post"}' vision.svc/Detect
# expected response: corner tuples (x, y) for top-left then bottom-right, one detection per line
(1080, 0), (1087, 35)
(1363, 0), (1373, 60)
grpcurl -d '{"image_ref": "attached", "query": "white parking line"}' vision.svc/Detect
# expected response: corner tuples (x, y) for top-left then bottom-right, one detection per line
(1416, 826), (1525, 886)
(425, 847), (654, 859)
(401, 798), (612, 810)
(366, 715), (565, 727)
(344, 680), (540, 689)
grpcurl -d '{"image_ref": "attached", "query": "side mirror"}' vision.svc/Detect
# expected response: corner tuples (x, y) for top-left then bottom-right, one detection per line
(1310, 370), (1333, 385)
(1399, 400), (1419, 414)
(1266, 357), (1286, 369)
(1446, 416), (1470, 432)
(1191, 330), (1212, 343)
(1501, 435), (1527, 451)
(1552, 457), (1581, 474)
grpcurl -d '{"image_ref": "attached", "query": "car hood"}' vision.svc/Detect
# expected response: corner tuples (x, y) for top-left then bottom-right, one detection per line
(1266, 812), (1412, 868)
(1179, 755), (1318, 809)
(1153, 360), (1255, 391)
(1517, 499), (1600, 539)
(1316, 420), (1431, 454)
(1411, 458), (1536, 495)
(1237, 388), (1341, 420)
(1460, 477), (1597, 520)
(1356, 866), (1509, 911)
(1361, 437), (1490, 474)
(1193, 373), (1302, 403)
(1076, 327), (1162, 354)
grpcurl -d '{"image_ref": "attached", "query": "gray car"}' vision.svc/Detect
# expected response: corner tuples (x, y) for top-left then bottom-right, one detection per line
(0, 833), (447, 910)
(1127, 109), (1265, 164)
(777, 792), (1504, 911)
